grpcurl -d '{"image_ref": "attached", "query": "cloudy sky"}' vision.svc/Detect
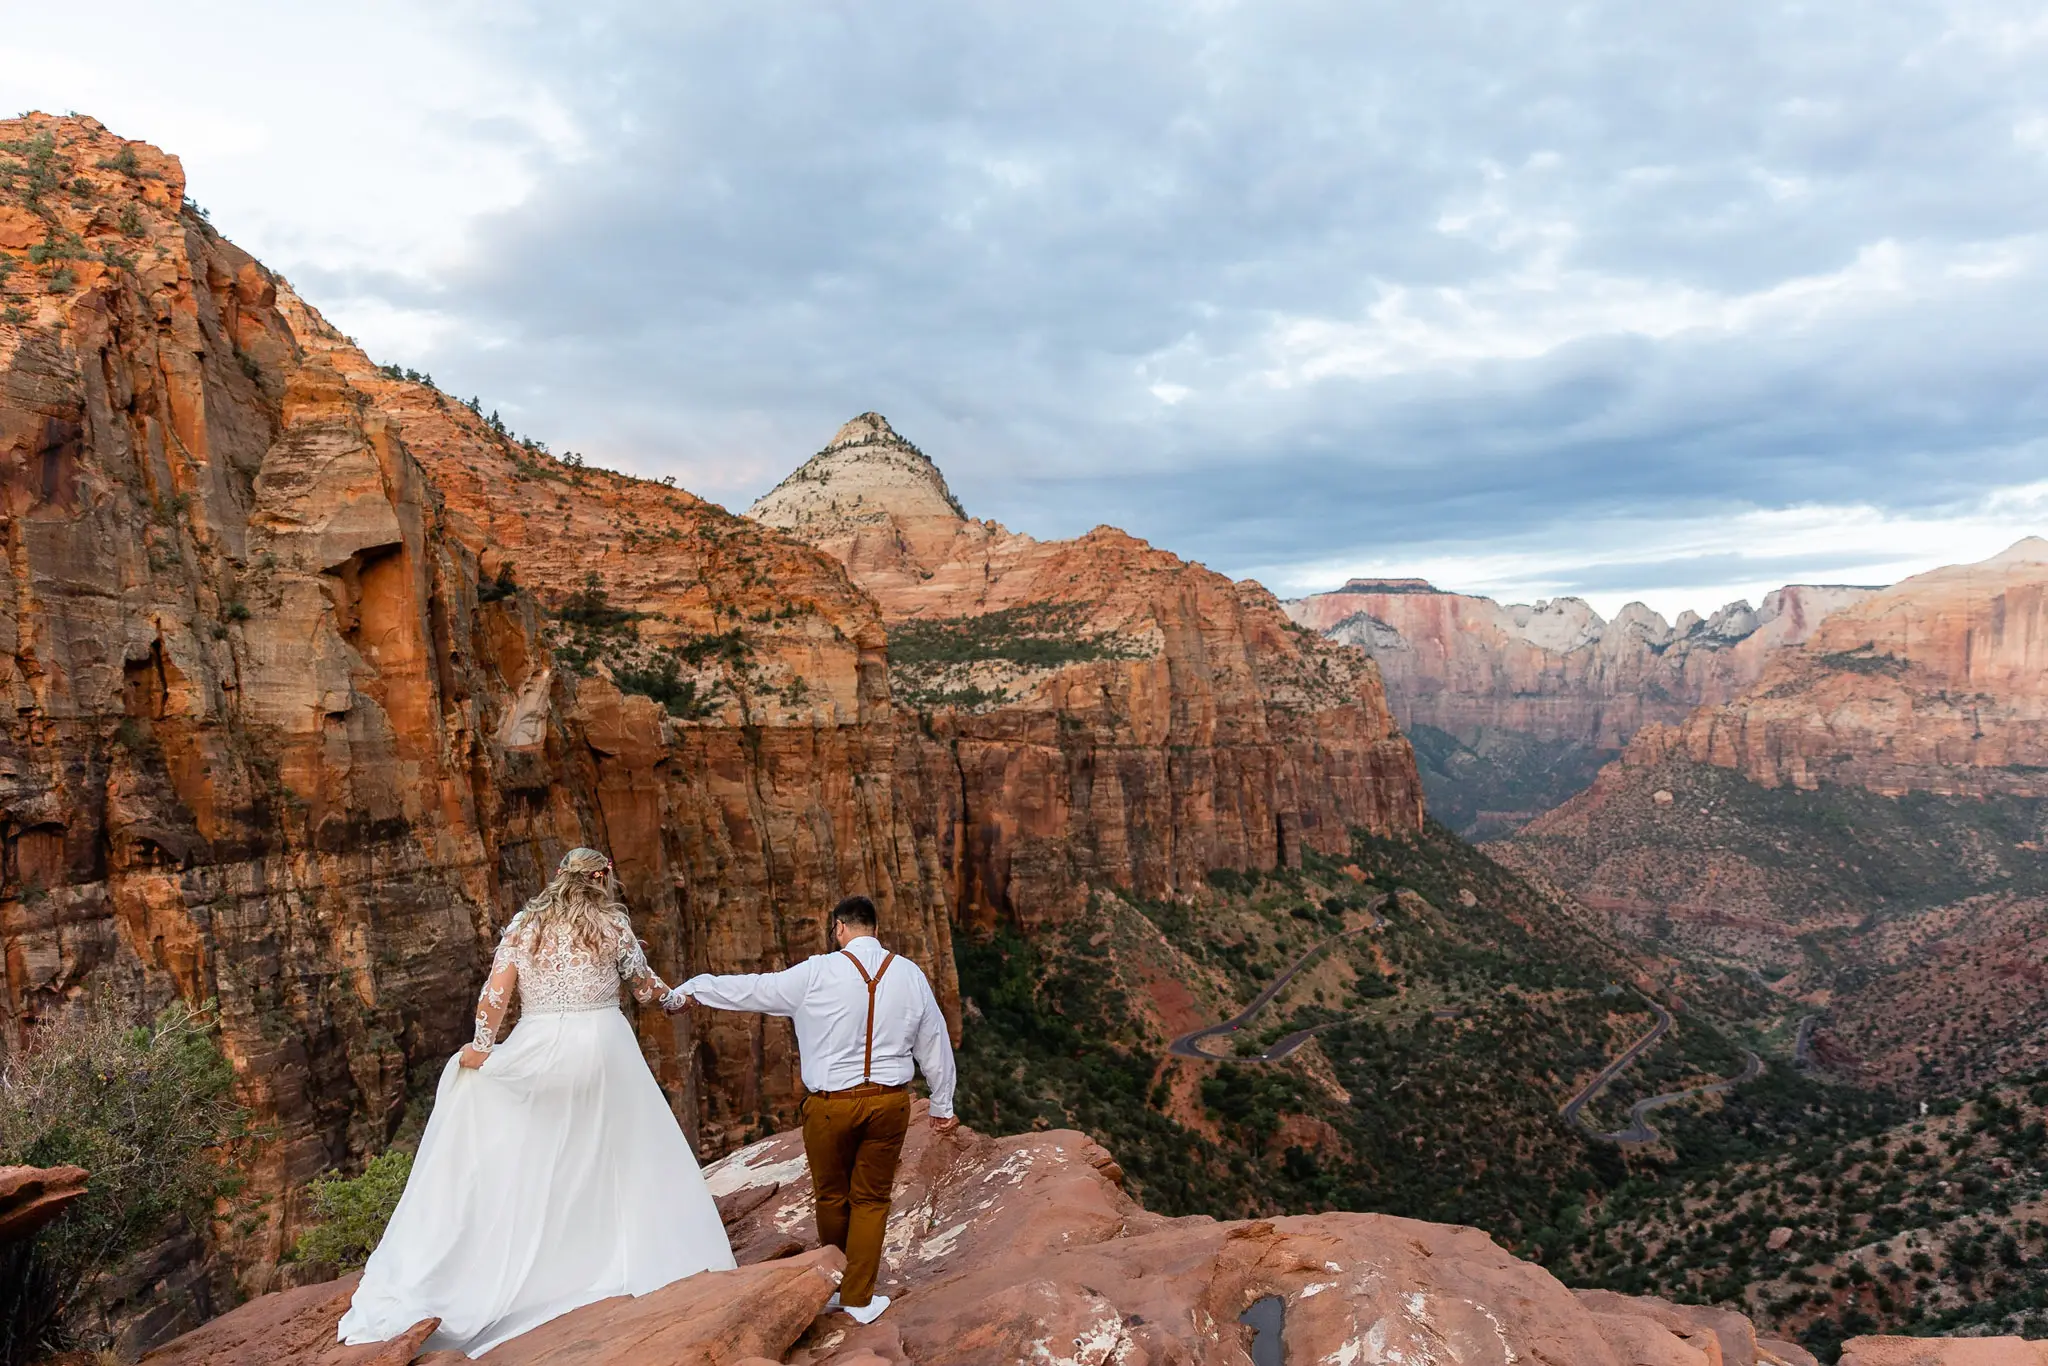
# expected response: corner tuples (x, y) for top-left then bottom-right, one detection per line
(11, 1), (2048, 618)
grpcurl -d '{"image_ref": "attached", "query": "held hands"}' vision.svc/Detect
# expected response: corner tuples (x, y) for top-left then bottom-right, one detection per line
(662, 990), (693, 1016)
(457, 1044), (491, 1069)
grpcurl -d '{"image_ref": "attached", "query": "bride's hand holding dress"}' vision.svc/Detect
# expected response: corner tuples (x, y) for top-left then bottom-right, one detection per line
(337, 849), (735, 1358)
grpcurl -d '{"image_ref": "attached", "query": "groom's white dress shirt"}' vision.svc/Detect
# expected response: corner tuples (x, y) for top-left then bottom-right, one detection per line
(673, 936), (957, 1119)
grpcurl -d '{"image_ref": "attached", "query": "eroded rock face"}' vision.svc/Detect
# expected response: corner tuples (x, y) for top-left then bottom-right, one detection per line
(0, 114), (954, 1317)
(138, 1253), (845, 1366)
(1280, 579), (1877, 835)
(1284, 580), (1876, 752)
(752, 419), (1424, 927)
(1627, 539), (2048, 797)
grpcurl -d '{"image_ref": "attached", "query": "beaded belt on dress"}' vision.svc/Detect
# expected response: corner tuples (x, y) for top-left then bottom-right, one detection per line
(523, 1002), (621, 1017)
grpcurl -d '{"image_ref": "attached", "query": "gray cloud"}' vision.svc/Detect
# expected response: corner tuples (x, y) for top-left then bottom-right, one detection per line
(292, 0), (2048, 599)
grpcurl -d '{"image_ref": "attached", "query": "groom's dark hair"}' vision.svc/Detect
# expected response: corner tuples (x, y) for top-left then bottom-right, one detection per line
(829, 895), (878, 933)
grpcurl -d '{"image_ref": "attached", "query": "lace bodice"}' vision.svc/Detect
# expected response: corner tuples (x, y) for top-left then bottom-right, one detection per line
(471, 910), (672, 1051)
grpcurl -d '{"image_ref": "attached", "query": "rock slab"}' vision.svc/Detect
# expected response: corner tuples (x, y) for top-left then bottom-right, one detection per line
(0, 1163), (89, 1243)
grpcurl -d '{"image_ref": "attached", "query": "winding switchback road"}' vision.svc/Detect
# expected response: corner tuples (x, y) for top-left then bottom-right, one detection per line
(1559, 996), (1673, 1132)
(1561, 994), (1763, 1144)
(1599, 1051), (1764, 1144)
(1167, 896), (1389, 1063)
(1793, 1014), (1818, 1069)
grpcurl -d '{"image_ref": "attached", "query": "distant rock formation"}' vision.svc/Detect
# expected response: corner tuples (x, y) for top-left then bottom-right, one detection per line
(1496, 540), (2048, 1092)
(747, 412), (968, 571)
(1627, 537), (2048, 796)
(1288, 578), (1878, 749)
(1284, 577), (1878, 833)
(752, 418), (1424, 926)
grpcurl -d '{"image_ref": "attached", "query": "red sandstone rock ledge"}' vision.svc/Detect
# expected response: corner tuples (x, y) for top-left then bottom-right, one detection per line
(142, 1102), (2012, 1365)
(0, 1164), (89, 1243)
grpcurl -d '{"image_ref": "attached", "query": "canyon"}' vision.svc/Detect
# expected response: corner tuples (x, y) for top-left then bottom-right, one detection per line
(9, 109), (2048, 1365)
(1285, 578), (1878, 835)
(0, 112), (1421, 1342)
(1495, 540), (2048, 1093)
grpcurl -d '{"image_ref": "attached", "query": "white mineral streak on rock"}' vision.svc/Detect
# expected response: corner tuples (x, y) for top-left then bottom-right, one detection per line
(1468, 1300), (1520, 1363)
(919, 1219), (971, 1261)
(1029, 1292), (1136, 1366)
(985, 1148), (1038, 1187)
(702, 1137), (809, 1196)
(1300, 1281), (1337, 1297)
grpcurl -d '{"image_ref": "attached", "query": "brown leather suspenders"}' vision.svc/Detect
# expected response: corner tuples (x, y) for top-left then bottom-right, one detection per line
(841, 949), (897, 1082)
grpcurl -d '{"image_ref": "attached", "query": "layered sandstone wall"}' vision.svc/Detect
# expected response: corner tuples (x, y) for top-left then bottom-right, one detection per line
(1626, 538), (2048, 796)
(0, 115), (954, 1306)
(752, 418), (1425, 928)
(1286, 578), (1877, 749)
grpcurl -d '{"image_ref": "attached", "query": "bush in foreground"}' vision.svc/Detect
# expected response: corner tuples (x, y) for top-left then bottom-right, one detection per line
(0, 995), (249, 1365)
(292, 1148), (414, 1269)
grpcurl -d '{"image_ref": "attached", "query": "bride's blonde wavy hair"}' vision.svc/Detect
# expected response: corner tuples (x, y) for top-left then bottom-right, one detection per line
(514, 847), (629, 955)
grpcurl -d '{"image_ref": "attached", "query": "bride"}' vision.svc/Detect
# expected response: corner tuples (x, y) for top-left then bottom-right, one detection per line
(338, 848), (735, 1357)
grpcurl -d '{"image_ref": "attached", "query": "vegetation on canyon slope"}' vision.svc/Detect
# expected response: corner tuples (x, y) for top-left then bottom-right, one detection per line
(948, 817), (2048, 1359)
(953, 823), (1764, 1251)
(888, 601), (1148, 709)
(0, 998), (252, 1364)
(1499, 758), (2048, 1093)
(1573, 1072), (2048, 1357)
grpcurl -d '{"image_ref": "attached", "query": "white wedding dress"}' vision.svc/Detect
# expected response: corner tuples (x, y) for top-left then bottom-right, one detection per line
(338, 910), (736, 1357)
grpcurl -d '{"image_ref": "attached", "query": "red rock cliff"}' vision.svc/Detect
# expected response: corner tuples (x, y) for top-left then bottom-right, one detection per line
(0, 115), (955, 1310)
(750, 415), (1424, 928)
(1625, 537), (2048, 796)
(1286, 578), (1877, 750)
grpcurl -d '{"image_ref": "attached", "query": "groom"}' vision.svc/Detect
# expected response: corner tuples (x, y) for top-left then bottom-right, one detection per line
(666, 894), (957, 1324)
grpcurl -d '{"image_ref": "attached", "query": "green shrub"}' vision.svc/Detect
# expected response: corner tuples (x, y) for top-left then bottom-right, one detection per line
(0, 995), (249, 1364)
(613, 652), (720, 719)
(477, 563), (519, 603)
(292, 1149), (414, 1269)
(889, 601), (1141, 673)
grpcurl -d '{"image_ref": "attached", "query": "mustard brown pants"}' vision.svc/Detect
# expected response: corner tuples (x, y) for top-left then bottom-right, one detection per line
(801, 1085), (910, 1307)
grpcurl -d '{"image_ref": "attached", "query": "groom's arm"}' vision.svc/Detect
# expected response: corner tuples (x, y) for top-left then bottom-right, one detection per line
(910, 971), (958, 1124)
(668, 958), (813, 1016)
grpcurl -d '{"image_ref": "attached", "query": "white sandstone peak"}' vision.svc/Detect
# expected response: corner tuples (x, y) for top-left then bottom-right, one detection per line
(1986, 535), (2048, 566)
(748, 413), (968, 531)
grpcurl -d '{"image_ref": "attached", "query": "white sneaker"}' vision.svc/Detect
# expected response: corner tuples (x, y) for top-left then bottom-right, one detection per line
(842, 1294), (890, 1325)
(823, 1292), (843, 1312)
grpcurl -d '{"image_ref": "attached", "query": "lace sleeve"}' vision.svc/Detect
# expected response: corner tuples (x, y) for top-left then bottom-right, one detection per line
(615, 926), (673, 1006)
(473, 930), (522, 1051)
